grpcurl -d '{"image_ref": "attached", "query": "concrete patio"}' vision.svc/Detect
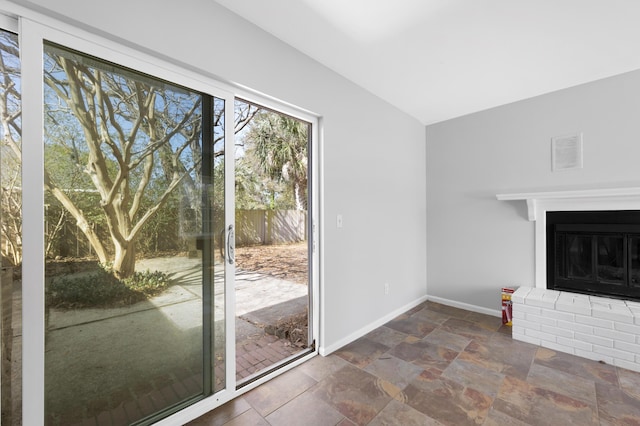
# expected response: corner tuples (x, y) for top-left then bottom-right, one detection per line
(42, 256), (309, 425)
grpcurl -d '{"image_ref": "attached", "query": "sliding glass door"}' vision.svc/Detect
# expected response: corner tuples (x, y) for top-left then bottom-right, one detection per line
(14, 17), (317, 425)
(42, 42), (232, 424)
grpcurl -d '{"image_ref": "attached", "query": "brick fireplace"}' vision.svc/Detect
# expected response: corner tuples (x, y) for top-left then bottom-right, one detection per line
(497, 185), (640, 373)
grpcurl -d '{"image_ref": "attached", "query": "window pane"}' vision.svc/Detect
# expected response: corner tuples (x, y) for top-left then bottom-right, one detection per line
(43, 43), (206, 424)
(0, 28), (21, 426)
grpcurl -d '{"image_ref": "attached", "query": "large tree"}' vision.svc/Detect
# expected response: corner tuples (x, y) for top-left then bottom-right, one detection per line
(42, 47), (263, 279)
(43, 46), (204, 279)
(0, 37), (263, 276)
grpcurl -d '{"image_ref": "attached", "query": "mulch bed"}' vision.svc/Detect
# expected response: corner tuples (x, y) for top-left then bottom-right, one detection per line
(235, 242), (309, 285)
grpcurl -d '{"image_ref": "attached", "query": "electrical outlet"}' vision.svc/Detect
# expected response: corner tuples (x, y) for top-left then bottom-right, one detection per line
(384, 283), (389, 295)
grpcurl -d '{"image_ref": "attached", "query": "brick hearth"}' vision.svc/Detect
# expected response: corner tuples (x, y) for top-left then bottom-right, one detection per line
(512, 287), (640, 373)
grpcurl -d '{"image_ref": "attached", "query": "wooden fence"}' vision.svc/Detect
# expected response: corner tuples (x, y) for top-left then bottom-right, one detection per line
(235, 210), (307, 246)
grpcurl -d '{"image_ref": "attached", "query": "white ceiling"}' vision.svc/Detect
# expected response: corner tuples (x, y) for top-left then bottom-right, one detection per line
(215, 0), (640, 125)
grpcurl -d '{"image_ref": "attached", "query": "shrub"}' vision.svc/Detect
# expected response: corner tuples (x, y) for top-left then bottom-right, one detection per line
(123, 270), (170, 296)
(47, 268), (170, 309)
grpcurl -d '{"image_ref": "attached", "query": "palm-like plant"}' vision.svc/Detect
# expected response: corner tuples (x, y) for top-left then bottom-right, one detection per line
(245, 112), (308, 211)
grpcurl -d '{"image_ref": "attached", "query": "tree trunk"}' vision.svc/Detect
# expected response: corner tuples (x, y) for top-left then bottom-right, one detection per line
(294, 181), (307, 211)
(112, 241), (136, 279)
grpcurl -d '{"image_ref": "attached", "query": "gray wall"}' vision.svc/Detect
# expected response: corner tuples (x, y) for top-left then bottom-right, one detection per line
(11, 0), (427, 351)
(426, 69), (640, 312)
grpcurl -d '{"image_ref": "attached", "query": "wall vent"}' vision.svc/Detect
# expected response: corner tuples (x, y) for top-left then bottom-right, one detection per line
(552, 132), (583, 171)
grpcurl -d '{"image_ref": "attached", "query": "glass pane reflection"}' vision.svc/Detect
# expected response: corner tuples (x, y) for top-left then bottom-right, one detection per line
(567, 235), (593, 280)
(631, 236), (640, 286)
(597, 236), (624, 283)
(43, 43), (206, 424)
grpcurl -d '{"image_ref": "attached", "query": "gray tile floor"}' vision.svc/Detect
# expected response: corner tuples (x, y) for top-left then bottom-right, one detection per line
(188, 301), (640, 426)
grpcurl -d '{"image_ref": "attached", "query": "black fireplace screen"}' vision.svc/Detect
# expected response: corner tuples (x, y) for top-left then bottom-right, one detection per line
(547, 211), (640, 300)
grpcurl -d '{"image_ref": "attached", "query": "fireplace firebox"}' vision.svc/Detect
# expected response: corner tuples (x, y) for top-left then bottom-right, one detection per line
(547, 210), (640, 301)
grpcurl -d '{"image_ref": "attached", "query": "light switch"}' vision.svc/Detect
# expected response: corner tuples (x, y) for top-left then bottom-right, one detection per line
(337, 214), (343, 228)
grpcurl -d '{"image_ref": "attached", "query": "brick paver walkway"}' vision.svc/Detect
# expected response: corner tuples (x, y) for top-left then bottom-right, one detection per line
(236, 333), (301, 380)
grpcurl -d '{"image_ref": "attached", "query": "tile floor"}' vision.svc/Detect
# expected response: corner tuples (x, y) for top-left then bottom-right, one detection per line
(188, 301), (640, 426)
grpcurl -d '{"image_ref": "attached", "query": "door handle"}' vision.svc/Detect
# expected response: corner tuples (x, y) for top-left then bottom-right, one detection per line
(226, 224), (235, 265)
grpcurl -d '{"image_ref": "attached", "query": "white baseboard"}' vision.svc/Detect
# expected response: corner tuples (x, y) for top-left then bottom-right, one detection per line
(426, 295), (501, 318)
(318, 295), (501, 357)
(319, 295), (428, 356)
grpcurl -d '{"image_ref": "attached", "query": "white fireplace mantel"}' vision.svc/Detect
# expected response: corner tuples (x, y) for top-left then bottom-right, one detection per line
(496, 186), (640, 288)
(496, 186), (640, 221)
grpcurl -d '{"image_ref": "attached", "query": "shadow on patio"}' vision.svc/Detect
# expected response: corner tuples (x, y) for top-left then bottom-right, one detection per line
(8, 248), (309, 426)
